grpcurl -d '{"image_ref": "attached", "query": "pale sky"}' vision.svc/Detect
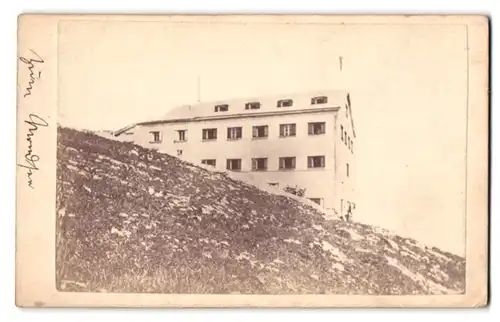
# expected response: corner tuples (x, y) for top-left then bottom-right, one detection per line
(58, 20), (468, 255)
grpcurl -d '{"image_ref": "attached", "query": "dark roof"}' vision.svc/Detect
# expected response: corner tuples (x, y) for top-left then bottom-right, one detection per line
(113, 123), (137, 136)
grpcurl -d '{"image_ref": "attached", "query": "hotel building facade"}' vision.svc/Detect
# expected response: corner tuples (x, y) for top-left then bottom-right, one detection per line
(115, 90), (356, 218)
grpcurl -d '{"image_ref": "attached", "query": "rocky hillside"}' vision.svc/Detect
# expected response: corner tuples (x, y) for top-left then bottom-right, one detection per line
(56, 127), (465, 294)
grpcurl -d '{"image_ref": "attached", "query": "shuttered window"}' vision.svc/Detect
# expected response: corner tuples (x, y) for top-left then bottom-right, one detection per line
(279, 157), (296, 170)
(227, 127), (242, 139)
(280, 124), (296, 137)
(308, 156), (325, 168)
(308, 122), (326, 135)
(252, 125), (268, 138)
(251, 158), (268, 171)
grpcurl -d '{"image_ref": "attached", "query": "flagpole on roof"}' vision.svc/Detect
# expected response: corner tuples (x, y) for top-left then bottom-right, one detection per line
(197, 76), (201, 103)
(338, 55), (345, 91)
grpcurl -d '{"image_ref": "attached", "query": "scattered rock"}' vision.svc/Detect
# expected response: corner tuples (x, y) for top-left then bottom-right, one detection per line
(55, 127), (466, 295)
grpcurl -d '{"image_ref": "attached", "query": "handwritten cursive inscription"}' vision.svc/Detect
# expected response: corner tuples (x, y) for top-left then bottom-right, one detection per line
(19, 49), (44, 98)
(18, 114), (49, 189)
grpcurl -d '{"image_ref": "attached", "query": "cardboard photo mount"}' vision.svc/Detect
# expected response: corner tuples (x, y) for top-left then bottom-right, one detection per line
(16, 14), (489, 308)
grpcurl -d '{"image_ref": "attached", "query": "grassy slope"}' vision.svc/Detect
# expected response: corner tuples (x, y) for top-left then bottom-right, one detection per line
(56, 127), (465, 294)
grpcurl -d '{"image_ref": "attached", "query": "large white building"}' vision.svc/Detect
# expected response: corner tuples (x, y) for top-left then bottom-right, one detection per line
(115, 90), (356, 217)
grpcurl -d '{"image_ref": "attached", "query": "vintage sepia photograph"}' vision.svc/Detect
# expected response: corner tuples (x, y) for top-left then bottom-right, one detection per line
(16, 15), (489, 307)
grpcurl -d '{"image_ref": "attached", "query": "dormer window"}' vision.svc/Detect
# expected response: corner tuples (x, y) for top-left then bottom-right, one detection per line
(245, 102), (261, 110)
(214, 104), (229, 112)
(277, 99), (293, 107)
(311, 96), (328, 105)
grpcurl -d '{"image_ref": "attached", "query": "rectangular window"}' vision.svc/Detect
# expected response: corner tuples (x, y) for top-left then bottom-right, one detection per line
(202, 128), (217, 141)
(202, 159), (216, 167)
(214, 104), (229, 112)
(227, 127), (242, 140)
(150, 131), (162, 143)
(309, 198), (322, 205)
(268, 182), (279, 188)
(176, 149), (183, 156)
(251, 158), (268, 171)
(245, 102), (261, 110)
(176, 130), (187, 142)
(308, 156), (325, 168)
(347, 163), (350, 177)
(279, 124), (296, 137)
(308, 122), (326, 135)
(226, 159), (242, 171)
(279, 157), (296, 170)
(311, 96), (328, 105)
(340, 125), (344, 141)
(252, 125), (269, 138)
(277, 99), (293, 107)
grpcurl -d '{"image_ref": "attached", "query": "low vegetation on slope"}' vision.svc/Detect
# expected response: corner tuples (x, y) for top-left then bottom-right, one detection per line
(56, 127), (465, 294)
